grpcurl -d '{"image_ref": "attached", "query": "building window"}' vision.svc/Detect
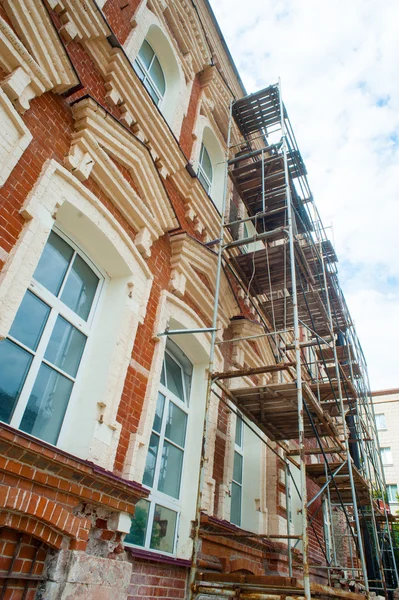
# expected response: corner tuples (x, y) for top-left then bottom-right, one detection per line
(197, 143), (213, 195)
(387, 484), (398, 503)
(0, 229), (102, 445)
(230, 415), (244, 527)
(381, 447), (393, 466)
(134, 39), (166, 107)
(126, 344), (192, 554)
(375, 413), (387, 430)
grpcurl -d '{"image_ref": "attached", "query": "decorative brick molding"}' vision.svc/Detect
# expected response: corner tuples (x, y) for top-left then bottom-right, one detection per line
(66, 97), (179, 256)
(0, 424), (149, 551)
(0, 423), (148, 511)
(2, 0), (78, 94)
(0, 486), (91, 548)
(0, 88), (32, 186)
(169, 231), (238, 332)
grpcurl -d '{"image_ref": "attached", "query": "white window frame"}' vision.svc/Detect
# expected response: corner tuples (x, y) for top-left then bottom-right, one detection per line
(127, 347), (190, 556)
(387, 484), (398, 503)
(375, 413), (387, 431)
(231, 414), (244, 527)
(197, 143), (213, 195)
(381, 447), (393, 466)
(5, 226), (104, 444)
(134, 39), (166, 107)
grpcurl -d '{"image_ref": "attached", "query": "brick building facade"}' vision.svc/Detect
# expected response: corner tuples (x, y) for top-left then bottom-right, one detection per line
(0, 1), (357, 599)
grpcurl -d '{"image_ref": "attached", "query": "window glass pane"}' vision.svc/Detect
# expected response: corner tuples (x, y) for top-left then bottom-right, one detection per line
(143, 79), (161, 106)
(376, 414), (386, 430)
(160, 363), (166, 386)
(381, 448), (392, 465)
(150, 504), (177, 554)
(33, 231), (74, 296)
(200, 145), (213, 181)
(165, 402), (187, 447)
(125, 499), (150, 546)
(0, 340), (32, 423)
(197, 170), (211, 194)
(149, 56), (165, 96)
(231, 481), (242, 527)
(143, 432), (160, 488)
(235, 416), (243, 447)
(387, 485), (398, 503)
(138, 39), (154, 69)
(44, 317), (86, 378)
(9, 291), (50, 351)
(61, 254), (99, 321)
(164, 353), (184, 401)
(157, 441), (184, 499)
(153, 393), (165, 434)
(19, 363), (73, 445)
(133, 60), (145, 82)
(233, 451), (243, 484)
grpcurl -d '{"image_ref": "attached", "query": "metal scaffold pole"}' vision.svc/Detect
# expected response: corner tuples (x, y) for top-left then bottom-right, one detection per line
(188, 99), (233, 600)
(313, 210), (370, 592)
(278, 78), (311, 600)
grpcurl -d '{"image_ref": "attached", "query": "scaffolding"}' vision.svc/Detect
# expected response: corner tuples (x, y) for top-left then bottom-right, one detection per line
(183, 81), (397, 600)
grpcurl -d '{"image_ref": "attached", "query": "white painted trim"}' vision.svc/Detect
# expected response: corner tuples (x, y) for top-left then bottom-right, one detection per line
(0, 159), (153, 470)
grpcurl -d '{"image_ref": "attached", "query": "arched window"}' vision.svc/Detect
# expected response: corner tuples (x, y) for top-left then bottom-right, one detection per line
(126, 340), (193, 554)
(194, 124), (225, 211)
(0, 228), (102, 445)
(134, 39), (166, 107)
(197, 143), (213, 195)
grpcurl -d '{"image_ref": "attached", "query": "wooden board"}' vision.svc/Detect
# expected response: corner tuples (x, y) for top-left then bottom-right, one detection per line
(229, 151), (312, 233)
(228, 381), (339, 441)
(306, 461), (370, 504)
(232, 84), (281, 136)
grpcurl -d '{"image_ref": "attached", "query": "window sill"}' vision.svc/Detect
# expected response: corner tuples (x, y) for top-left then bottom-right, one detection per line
(125, 546), (191, 568)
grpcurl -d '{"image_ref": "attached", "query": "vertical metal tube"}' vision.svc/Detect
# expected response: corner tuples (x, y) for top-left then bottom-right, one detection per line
(261, 149), (265, 212)
(285, 462), (293, 577)
(315, 220), (369, 592)
(322, 496), (332, 586)
(188, 100), (233, 600)
(324, 460), (337, 567)
(279, 78), (311, 600)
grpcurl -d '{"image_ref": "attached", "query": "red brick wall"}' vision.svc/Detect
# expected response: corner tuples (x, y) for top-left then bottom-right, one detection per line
(0, 93), (73, 256)
(103, 0), (142, 46)
(179, 74), (202, 159)
(128, 558), (187, 600)
(0, 528), (48, 600)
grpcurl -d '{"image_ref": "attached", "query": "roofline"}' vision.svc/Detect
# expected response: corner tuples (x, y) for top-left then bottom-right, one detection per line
(199, 0), (247, 97)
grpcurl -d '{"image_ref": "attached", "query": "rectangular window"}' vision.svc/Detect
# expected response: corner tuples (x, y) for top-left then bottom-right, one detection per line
(126, 343), (192, 555)
(381, 447), (393, 466)
(375, 414), (387, 430)
(231, 415), (244, 527)
(387, 484), (398, 503)
(0, 228), (102, 445)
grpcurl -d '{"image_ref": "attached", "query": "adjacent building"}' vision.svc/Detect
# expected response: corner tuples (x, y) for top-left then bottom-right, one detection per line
(373, 389), (399, 513)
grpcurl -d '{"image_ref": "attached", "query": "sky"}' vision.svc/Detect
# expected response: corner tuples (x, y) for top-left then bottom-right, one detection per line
(209, 0), (399, 390)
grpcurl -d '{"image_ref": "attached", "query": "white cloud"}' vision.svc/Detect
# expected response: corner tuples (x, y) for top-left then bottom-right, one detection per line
(210, 0), (399, 389)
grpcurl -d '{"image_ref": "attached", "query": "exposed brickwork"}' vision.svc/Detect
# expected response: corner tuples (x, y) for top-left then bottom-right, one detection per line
(179, 74), (202, 159)
(0, 528), (48, 600)
(64, 40), (122, 121)
(103, 0), (142, 45)
(128, 558), (187, 600)
(0, 93), (73, 254)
